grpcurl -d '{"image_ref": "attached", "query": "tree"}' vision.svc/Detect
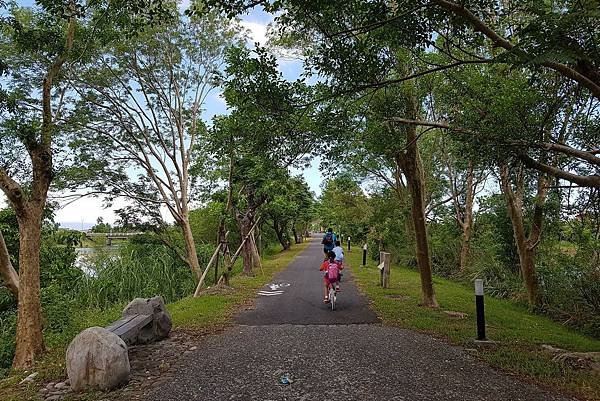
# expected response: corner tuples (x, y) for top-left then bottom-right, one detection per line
(429, 62), (591, 307)
(69, 9), (242, 279)
(0, 0), (174, 369)
(317, 53), (440, 307)
(318, 175), (370, 242)
(90, 217), (112, 233)
(0, 0), (77, 369)
(204, 0), (600, 188)
(205, 45), (316, 275)
(263, 175), (314, 250)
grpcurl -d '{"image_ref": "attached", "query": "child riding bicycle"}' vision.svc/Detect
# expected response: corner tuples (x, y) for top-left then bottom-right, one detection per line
(320, 250), (343, 303)
(332, 240), (344, 266)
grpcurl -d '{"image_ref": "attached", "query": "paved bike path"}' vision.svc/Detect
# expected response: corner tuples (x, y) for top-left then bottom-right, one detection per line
(143, 237), (575, 401)
(236, 237), (379, 325)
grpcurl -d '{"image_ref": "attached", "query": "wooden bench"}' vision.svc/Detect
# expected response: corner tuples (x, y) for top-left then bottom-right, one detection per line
(105, 314), (152, 345)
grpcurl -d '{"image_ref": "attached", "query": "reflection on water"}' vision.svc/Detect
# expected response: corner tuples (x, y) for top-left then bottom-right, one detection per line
(75, 246), (120, 277)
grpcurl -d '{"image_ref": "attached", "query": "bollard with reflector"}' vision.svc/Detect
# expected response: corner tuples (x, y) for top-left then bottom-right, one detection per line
(475, 279), (486, 341)
(347, 236), (351, 251)
(362, 243), (367, 267)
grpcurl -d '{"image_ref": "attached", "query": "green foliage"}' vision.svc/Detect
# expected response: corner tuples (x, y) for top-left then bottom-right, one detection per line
(0, 209), (80, 374)
(90, 217), (112, 233)
(364, 188), (413, 264)
(318, 175), (370, 241)
(189, 202), (228, 245)
(263, 175), (315, 249)
(0, 311), (15, 377)
(427, 218), (461, 277)
(75, 242), (199, 308)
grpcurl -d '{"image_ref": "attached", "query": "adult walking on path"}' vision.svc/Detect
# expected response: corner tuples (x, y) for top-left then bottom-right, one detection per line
(142, 237), (576, 401)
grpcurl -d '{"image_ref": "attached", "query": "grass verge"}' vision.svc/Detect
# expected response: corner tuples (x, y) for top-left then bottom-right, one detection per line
(168, 240), (310, 329)
(348, 249), (600, 401)
(0, 241), (310, 401)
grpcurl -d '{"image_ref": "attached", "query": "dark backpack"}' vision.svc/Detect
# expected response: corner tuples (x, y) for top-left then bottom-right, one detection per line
(322, 232), (334, 246)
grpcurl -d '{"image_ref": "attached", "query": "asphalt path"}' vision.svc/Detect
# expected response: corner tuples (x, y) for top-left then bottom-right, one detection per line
(144, 237), (575, 401)
(236, 236), (379, 325)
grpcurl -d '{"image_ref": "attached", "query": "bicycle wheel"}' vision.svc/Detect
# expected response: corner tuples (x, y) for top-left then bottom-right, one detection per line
(329, 286), (335, 310)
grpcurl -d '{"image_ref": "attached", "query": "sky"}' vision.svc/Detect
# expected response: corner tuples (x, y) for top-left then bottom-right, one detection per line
(7, 0), (324, 228)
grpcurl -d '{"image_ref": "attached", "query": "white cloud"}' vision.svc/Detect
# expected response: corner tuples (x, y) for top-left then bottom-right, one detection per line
(178, 0), (191, 12)
(54, 196), (121, 226)
(240, 21), (269, 47)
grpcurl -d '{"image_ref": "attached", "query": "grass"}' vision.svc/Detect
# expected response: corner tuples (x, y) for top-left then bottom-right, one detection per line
(0, 241), (309, 401)
(168, 241), (310, 329)
(348, 249), (600, 401)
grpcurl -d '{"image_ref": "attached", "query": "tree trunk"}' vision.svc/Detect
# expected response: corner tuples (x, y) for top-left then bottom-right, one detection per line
(273, 221), (290, 250)
(238, 213), (260, 275)
(250, 231), (262, 270)
(402, 149), (439, 308)
(459, 163), (475, 272)
(395, 72), (438, 308)
(0, 230), (19, 297)
(292, 223), (301, 244)
(13, 210), (45, 369)
(500, 166), (547, 308)
(180, 218), (201, 280)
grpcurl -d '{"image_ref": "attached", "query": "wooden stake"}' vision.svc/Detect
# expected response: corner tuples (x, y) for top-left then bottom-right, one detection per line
(193, 243), (222, 297)
(381, 252), (391, 288)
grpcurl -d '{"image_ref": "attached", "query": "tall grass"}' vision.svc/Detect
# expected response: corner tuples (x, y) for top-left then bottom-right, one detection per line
(75, 243), (211, 307)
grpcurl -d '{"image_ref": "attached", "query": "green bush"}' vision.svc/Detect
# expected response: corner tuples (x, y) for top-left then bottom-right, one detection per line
(75, 242), (198, 307)
(0, 311), (16, 377)
(428, 219), (461, 277)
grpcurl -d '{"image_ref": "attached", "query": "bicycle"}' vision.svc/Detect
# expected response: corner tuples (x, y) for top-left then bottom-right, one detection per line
(328, 283), (337, 310)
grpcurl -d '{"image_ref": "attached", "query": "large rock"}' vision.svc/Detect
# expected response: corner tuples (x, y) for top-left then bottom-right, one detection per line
(66, 327), (130, 392)
(123, 295), (172, 344)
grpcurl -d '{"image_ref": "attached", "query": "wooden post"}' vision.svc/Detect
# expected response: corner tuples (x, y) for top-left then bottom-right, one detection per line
(214, 248), (219, 285)
(381, 252), (391, 288)
(257, 233), (262, 256)
(193, 242), (222, 297)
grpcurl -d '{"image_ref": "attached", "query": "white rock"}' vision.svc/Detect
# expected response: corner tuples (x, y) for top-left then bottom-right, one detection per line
(66, 327), (130, 392)
(19, 372), (38, 385)
(54, 381), (68, 389)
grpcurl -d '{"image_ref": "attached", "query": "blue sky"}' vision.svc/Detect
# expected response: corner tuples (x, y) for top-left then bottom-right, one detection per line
(10, 1), (323, 227)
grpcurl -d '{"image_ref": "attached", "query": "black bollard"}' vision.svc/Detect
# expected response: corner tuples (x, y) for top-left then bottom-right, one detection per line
(362, 243), (367, 267)
(475, 279), (486, 341)
(347, 236), (351, 251)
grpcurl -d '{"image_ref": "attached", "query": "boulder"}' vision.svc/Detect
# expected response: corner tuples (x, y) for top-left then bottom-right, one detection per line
(122, 295), (172, 343)
(66, 327), (129, 392)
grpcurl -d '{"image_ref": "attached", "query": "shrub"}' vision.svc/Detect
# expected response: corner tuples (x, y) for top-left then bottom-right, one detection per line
(75, 243), (197, 307)
(0, 311), (16, 377)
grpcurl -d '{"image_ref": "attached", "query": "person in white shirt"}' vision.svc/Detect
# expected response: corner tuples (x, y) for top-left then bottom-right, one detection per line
(332, 240), (344, 264)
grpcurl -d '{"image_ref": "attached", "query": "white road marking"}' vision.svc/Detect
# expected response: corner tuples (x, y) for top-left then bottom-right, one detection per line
(258, 282), (291, 296)
(268, 283), (291, 291)
(258, 291), (284, 296)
